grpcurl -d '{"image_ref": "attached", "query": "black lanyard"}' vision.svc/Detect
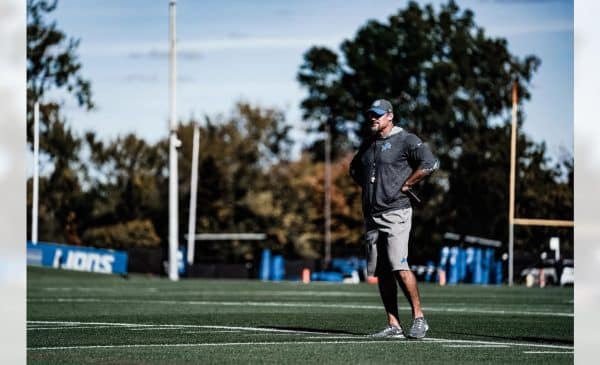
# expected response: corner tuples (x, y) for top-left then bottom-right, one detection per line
(370, 140), (378, 183)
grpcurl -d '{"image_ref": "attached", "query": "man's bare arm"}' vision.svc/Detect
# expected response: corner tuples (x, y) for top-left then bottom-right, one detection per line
(401, 169), (431, 192)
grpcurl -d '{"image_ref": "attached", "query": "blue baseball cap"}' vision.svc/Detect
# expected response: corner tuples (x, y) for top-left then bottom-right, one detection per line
(367, 99), (393, 115)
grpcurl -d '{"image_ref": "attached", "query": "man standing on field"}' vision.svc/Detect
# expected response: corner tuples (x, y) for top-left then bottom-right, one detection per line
(350, 99), (439, 339)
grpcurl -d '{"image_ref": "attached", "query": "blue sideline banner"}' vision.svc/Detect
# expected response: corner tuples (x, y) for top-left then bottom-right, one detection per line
(27, 241), (128, 275)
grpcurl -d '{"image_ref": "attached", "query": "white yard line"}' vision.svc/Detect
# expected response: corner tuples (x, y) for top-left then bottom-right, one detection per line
(40, 288), (375, 297)
(27, 320), (573, 352)
(28, 326), (126, 331)
(443, 344), (510, 348)
(422, 338), (573, 350)
(26, 339), (573, 352)
(27, 321), (323, 335)
(183, 331), (242, 334)
(439, 307), (572, 317)
(26, 298), (573, 317)
(27, 340), (422, 351)
(41, 287), (120, 292)
(522, 351), (573, 354)
(127, 327), (187, 331)
(37, 287), (571, 300)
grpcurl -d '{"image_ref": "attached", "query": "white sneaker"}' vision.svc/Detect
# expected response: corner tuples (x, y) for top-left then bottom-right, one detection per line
(408, 317), (429, 339)
(371, 325), (405, 338)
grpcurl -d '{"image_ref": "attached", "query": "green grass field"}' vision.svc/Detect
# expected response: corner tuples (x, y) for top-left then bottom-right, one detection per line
(27, 266), (573, 364)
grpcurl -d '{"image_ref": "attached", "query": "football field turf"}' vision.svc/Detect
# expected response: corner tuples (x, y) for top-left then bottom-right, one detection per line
(27, 266), (573, 364)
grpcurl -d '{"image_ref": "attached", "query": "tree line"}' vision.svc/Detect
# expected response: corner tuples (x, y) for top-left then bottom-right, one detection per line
(27, 0), (573, 267)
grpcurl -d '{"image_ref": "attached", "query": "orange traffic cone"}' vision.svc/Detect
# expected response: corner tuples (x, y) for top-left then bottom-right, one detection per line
(302, 268), (310, 284)
(366, 276), (378, 284)
(438, 269), (446, 286)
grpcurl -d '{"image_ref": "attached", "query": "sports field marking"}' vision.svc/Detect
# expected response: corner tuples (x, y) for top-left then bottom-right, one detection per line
(27, 321), (323, 335)
(127, 328), (244, 334)
(522, 351), (573, 354)
(27, 339), (574, 352)
(42, 287), (120, 292)
(27, 322), (349, 337)
(127, 327), (188, 331)
(28, 326), (127, 331)
(27, 322), (80, 326)
(443, 344), (510, 348)
(40, 288), (376, 297)
(183, 331), (243, 334)
(27, 298), (573, 317)
(422, 338), (572, 350)
(27, 320), (573, 351)
(37, 287), (572, 300)
(26, 340), (433, 351)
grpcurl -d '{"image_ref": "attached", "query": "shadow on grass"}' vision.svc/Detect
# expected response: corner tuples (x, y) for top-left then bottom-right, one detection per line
(260, 326), (365, 336)
(448, 331), (574, 346)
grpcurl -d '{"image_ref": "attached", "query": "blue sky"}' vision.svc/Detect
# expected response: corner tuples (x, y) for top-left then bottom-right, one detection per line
(50, 0), (573, 162)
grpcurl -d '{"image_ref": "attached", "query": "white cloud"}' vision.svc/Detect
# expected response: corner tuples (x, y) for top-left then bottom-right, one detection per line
(82, 35), (343, 56)
(123, 73), (158, 82)
(486, 21), (573, 37)
(129, 49), (203, 60)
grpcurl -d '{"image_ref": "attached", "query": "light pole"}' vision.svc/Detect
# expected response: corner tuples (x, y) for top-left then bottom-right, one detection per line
(508, 80), (518, 286)
(32, 101), (40, 244)
(168, 0), (180, 281)
(187, 124), (200, 265)
(324, 121), (332, 268)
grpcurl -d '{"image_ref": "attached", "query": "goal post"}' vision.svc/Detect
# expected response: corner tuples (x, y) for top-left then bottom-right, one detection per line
(508, 81), (573, 285)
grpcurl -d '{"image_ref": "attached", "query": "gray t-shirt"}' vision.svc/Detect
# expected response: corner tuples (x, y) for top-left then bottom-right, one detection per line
(350, 126), (439, 216)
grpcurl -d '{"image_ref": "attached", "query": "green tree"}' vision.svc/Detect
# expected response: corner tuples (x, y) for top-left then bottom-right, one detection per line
(27, 0), (94, 244)
(176, 103), (294, 262)
(80, 132), (167, 247)
(296, 0), (572, 262)
(82, 219), (161, 250)
(298, 1), (539, 158)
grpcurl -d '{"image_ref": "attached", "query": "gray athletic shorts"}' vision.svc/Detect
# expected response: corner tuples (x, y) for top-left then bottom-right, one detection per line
(364, 208), (412, 276)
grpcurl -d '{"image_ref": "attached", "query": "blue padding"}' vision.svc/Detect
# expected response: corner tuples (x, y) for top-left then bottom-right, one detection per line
(311, 271), (344, 282)
(473, 248), (483, 284)
(424, 260), (436, 282)
(270, 255), (285, 281)
(27, 241), (128, 275)
(494, 261), (503, 285)
(259, 248), (271, 281)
